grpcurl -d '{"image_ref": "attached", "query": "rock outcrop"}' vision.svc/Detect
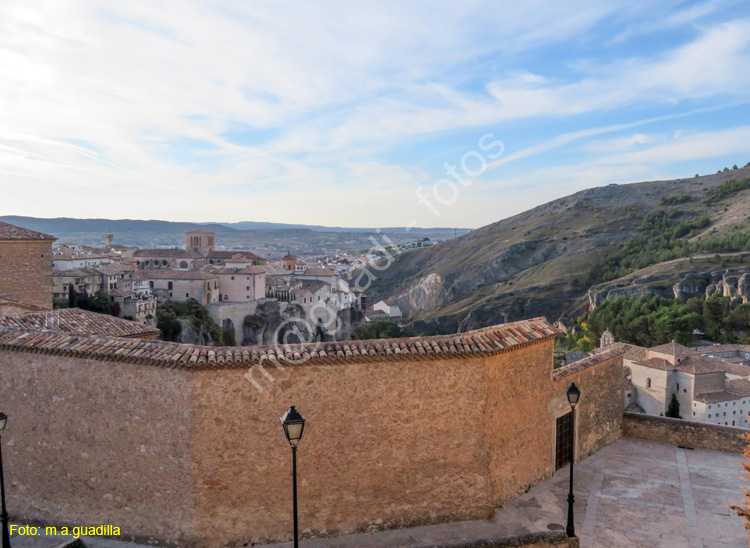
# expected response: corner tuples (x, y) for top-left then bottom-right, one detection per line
(589, 265), (750, 308)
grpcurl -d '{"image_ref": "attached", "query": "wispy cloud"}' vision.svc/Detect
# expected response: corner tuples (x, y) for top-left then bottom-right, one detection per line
(0, 1), (749, 227)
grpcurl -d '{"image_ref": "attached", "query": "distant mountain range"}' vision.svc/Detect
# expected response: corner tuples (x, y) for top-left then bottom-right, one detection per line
(0, 216), (469, 236)
(206, 221), (469, 234)
(0, 215), (470, 251)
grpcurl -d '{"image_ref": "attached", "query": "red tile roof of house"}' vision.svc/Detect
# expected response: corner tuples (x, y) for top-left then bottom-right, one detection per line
(648, 341), (695, 356)
(208, 266), (266, 275)
(301, 268), (337, 276)
(0, 308), (160, 339)
(0, 221), (56, 241)
(0, 317), (558, 369)
(593, 342), (647, 362)
(132, 269), (217, 281)
(694, 379), (750, 403)
(133, 249), (205, 259)
(208, 250), (265, 261)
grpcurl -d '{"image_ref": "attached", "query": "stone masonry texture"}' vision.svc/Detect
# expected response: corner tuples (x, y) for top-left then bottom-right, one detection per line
(622, 412), (747, 453)
(0, 240), (54, 309)
(0, 335), (623, 547)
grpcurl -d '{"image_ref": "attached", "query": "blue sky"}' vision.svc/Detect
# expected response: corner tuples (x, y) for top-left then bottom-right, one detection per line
(1, 1), (749, 228)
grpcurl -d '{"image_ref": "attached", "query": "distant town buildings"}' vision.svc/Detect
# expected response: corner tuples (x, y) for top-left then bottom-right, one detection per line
(597, 330), (750, 428)
(0, 222), (369, 335)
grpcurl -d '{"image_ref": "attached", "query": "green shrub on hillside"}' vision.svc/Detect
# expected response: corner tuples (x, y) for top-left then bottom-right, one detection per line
(703, 177), (750, 203)
(659, 193), (691, 206)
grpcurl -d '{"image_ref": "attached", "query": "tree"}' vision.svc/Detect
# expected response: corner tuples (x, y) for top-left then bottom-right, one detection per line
(729, 434), (750, 532)
(156, 309), (181, 341)
(665, 393), (681, 419)
(76, 292), (90, 310)
(353, 319), (414, 340)
(87, 292), (113, 315)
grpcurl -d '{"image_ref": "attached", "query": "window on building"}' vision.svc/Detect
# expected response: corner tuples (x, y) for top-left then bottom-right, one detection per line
(186, 293), (189, 298)
(646, 378), (651, 388)
(683, 389), (687, 393)
(168, 282), (173, 290)
(733, 421), (736, 425)
(677, 383), (680, 391)
(693, 412), (695, 416)
(709, 405), (712, 409)
(708, 414), (711, 418)
(724, 412), (727, 416)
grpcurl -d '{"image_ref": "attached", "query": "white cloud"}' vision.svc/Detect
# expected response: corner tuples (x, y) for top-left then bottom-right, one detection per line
(0, 1), (749, 227)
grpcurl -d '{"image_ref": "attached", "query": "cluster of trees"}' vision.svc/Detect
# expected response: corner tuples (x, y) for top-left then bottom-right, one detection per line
(586, 210), (712, 284)
(352, 318), (415, 340)
(716, 163), (750, 174)
(156, 299), (224, 344)
(559, 295), (750, 352)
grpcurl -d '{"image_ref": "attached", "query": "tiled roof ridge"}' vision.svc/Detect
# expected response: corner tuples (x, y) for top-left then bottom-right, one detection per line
(0, 308), (160, 338)
(0, 297), (49, 312)
(0, 317), (558, 370)
(553, 346), (626, 380)
(0, 221), (56, 241)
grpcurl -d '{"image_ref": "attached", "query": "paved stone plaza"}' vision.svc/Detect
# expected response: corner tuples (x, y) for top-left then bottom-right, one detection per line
(10, 437), (750, 548)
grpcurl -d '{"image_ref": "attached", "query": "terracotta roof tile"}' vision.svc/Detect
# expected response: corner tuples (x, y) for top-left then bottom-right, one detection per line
(301, 268), (337, 276)
(0, 317), (558, 370)
(0, 221), (56, 241)
(0, 309), (159, 339)
(648, 341), (695, 357)
(132, 269), (217, 281)
(695, 379), (750, 403)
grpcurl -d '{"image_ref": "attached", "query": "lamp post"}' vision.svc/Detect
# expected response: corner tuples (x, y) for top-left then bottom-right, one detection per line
(0, 412), (10, 548)
(280, 405), (306, 548)
(565, 383), (581, 538)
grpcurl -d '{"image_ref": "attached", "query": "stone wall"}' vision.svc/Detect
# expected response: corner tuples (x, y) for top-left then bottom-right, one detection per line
(0, 332), (623, 547)
(0, 240), (54, 309)
(0, 352), (195, 544)
(623, 412), (747, 453)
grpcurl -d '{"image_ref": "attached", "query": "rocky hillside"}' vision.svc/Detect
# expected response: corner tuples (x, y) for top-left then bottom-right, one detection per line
(368, 166), (750, 333)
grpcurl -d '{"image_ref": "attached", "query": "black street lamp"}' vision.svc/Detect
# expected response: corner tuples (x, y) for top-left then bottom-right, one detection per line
(565, 383), (581, 538)
(0, 412), (10, 548)
(280, 405), (306, 548)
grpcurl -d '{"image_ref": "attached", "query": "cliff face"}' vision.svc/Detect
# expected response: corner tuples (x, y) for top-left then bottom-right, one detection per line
(368, 167), (750, 332)
(208, 299), (365, 347)
(588, 259), (750, 309)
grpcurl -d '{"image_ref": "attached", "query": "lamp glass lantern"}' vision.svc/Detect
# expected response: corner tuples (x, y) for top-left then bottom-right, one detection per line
(566, 383), (581, 408)
(280, 405), (305, 447)
(0, 413), (7, 432)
